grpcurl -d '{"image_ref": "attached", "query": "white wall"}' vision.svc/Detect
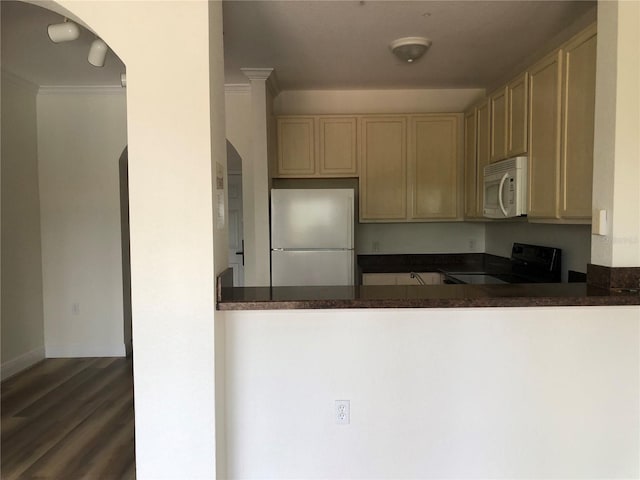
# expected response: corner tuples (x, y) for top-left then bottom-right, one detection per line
(225, 307), (640, 479)
(1, 71), (45, 379)
(37, 89), (127, 357)
(485, 222), (591, 281)
(591, 0), (640, 267)
(52, 1), (220, 477)
(274, 88), (485, 115)
(241, 70), (277, 287)
(225, 87), (251, 171)
(209, 5), (229, 478)
(357, 222), (486, 254)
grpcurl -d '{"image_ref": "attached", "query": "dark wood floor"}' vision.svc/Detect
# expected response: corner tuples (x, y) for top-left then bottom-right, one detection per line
(1, 357), (135, 479)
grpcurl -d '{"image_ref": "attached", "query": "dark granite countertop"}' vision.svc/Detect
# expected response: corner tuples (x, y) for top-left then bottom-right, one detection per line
(217, 283), (640, 310)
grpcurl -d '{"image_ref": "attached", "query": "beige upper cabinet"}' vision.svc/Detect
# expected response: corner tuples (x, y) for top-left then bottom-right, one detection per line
(359, 116), (407, 221)
(560, 24), (597, 220)
(476, 100), (491, 218)
(463, 100), (490, 220)
(528, 50), (563, 220)
(507, 72), (528, 157)
(463, 108), (478, 218)
(277, 117), (315, 176)
(489, 86), (508, 163)
(409, 115), (460, 220)
(318, 117), (358, 176)
(275, 116), (358, 178)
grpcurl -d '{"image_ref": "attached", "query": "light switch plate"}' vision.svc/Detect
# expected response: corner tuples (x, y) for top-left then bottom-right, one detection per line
(592, 209), (607, 235)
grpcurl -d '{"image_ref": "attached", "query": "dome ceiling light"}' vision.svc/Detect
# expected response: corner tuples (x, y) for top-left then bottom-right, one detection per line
(389, 36), (432, 63)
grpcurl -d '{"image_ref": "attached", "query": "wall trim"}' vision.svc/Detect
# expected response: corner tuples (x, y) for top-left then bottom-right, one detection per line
(45, 342), (127, 358)
(224, 84), (251, 94)
(38, 85), (125, 96)
(1, 346), (46, 381)
(1, 69), (39, 92)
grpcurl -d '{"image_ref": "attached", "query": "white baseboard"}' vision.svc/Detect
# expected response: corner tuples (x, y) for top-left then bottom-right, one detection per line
(45, 342), (126, 358)
(1, 346), (46, 381)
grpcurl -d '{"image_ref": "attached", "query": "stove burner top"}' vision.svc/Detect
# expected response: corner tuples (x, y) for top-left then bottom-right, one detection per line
(443, 243), (562, 285)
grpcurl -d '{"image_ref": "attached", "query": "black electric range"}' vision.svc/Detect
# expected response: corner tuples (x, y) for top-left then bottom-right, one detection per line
(443, 243), (562, 285)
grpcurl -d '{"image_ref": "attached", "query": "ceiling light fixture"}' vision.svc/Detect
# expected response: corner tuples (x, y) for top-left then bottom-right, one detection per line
(389, 36), (432, 63)
(47, 19), (80, 43)
(88, 38), (108, 67)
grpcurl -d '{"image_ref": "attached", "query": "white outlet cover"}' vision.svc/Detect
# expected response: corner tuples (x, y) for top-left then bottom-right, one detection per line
(335, 399), (350, 425)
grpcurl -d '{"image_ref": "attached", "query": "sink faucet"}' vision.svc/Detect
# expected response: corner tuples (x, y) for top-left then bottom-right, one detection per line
(410, 272), (426, 285)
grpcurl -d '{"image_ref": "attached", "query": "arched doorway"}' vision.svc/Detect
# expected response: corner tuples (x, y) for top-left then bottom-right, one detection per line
(1, 1), (134, 478)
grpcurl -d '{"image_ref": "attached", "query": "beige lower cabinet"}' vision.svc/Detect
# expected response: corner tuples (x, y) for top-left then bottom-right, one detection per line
(275, 116), (357, 178)
(409, 115), (461, 220)
(362, 272), (443, 286)
(359, 116), (408, 221)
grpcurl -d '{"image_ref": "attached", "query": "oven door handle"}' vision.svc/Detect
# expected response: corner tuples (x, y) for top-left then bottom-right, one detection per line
(498, 173), (509, 217)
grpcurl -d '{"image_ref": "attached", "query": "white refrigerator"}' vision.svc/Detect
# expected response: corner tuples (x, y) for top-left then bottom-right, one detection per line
(271, 188), (355, 286)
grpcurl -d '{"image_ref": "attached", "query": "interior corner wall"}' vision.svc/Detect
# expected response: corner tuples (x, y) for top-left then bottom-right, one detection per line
(1, 72), (45, 379)
(37, 90), (128, 357)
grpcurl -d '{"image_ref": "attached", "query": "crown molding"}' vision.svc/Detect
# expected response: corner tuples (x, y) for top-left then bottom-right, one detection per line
(241, 68), (280, 97)
(224, 84), (251, 94)
(1, 69), (39, 92)
(38, 85), (125, 96)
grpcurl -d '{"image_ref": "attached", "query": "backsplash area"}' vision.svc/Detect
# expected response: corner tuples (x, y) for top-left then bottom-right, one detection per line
(485, 222), (591, 282)
(358, 221), (591, 283)
(357, 222), (486, 254)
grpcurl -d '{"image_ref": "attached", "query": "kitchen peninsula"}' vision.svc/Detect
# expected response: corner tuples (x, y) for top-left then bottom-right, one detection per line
(217, 256), (640, 310)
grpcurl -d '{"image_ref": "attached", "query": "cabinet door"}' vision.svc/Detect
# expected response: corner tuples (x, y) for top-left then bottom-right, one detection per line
(528, 50), (563, 219)
(362, 273), (399, 285)
(490, 86), (508, 162)
(276, 117), (315, 176)
(463, 108), (478, 218)
(360, 116), (407, 221)
(476, 100), (491, 217)
(507, 72), (528, 157)
(561, 25), (596, 219)
(318, 117), (358, 176)
(409, 115), (460, 220)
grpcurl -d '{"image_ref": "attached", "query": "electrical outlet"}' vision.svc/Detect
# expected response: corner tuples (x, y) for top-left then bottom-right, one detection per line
(72, 303), (80, 315)
(335, 400), (350, 424)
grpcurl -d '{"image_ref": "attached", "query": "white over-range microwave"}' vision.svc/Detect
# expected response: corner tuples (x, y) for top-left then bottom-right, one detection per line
(483, 156), (528, 219)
